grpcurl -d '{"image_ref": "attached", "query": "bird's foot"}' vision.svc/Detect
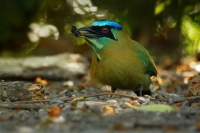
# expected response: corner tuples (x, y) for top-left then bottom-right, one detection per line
(138, 86), (143, 96)
(135, 87), (152, 96)
(110, 87), (117, 98)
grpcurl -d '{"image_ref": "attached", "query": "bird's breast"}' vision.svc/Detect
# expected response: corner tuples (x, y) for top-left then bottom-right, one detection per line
(90, 48), (150, 90)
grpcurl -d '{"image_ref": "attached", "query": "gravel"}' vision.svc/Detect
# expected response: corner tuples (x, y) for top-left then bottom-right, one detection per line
(0, 81), (200, 133)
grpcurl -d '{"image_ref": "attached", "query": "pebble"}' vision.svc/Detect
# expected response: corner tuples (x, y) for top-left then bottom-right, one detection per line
(81, 87), (101, 93)
(38, 109), (48, 117)
(89, 105), (103, 115)
(85, 97), (99, 101)
(0, 82), (197, 133)
(62, 104), (71, 111)
(118, 102), (125, 108)
(123, 108), (135, 113)
(58, 90), (73, 97)
(168, 98), (174, 104)
(125, 91), (137, 96)
(77, 101), (106, 108)
(129, 100), (140, 106)
(119, 98), (131, 103)
(106, 100), (119, 107)
(18, 110), (31, 121)
(181, 100), (190, 108)
(63, 81), (74, 87)
(99, 95), (109, 100)
(114, 108), (123, 113)
(50, 99), (64, 105)
(138, 97), (148, 104)
(191, 102), (200, 108)
(82, 103), (89, 110)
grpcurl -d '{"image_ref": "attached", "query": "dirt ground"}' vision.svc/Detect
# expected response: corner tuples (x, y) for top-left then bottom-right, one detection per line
(0, 54), (200, 133)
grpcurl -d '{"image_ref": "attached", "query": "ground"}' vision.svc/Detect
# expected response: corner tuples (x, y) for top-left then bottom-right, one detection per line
(0, 54), (200, 133)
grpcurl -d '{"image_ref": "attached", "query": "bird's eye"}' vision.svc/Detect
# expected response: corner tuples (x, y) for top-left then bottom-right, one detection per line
(101, 27), (109, 33)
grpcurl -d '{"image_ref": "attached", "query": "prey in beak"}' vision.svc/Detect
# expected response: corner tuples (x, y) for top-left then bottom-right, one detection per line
(71, 26), (103, 38)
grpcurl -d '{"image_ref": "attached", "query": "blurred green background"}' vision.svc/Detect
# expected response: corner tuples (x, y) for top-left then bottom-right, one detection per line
(0, 0), (200, 64)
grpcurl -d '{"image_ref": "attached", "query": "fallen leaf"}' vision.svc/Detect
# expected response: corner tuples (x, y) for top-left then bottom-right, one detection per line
(188, 74), (200, 95)
(125, 102), (174, 112)
(102, 105), (115, 115)
(35, 77), (48, 85)
(48, 106), (61, 117)
(196, 122), (200, 131)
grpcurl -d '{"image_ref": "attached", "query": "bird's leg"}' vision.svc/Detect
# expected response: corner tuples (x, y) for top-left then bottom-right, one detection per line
(111, 87), (117, 93)
(110, 87), (117, 98)
(138, 86), (143, 96)
(135, 86), (152, 96)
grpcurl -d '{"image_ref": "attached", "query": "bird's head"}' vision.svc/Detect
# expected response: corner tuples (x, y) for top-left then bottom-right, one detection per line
(74, 20), (122, 59)
(77, 20), (122, 41)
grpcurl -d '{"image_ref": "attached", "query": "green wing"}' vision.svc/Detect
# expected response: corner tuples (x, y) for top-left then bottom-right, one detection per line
(133, 40), (157, 76)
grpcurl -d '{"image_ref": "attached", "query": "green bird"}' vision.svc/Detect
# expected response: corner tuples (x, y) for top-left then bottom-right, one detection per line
(71, 20), (157, 95)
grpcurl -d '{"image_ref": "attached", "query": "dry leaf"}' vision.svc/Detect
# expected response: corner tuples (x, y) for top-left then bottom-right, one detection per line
(188, 74), (200, 95)
(125, 102), (174, 112)
(196, 122), (200, 131)
(102, 105), (115, 115)
(35, 77), (48, 85)
(48, 106), (61, 117)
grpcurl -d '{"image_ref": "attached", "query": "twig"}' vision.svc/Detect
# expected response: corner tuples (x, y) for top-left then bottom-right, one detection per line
(9, 92), (139, 104)
(63, 92), (139, 101)
(1, 93), (200, 109)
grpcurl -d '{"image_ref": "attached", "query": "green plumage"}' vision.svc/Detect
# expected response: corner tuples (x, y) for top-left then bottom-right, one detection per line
(88, 30), (157, 93)
(72, 20), (157, 95)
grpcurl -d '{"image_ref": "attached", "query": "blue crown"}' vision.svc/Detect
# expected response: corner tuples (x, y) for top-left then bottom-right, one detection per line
(92, 20), (122, 30)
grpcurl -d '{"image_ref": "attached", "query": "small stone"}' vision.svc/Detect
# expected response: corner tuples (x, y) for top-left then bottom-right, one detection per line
(63, 81), (74, 87)
(49, 115), (66, 123)
(120, 98), (131, 102)
(129, 100), (140, 106)
(85, 97), (99, 101)
(143, 95), (151, 99)
(62, 104), (71, 111)
(137, 97), (147, 104)
(99, 95), (108, 100)
(77, 101), (106, 108)
(101, 85), (111, 91)
(58, 90), (69, 96)
(141, 101), (152, 105)
(125, 91), (137, 96)
(59, 96), (68, 101)
(168, 98), (174, 104)
(82, 103), (89, 110)
(114, 108), (123, 113)
(38, 109), (48, 117)
(50, 99), (64, 105)
(181, 100), (190, 108)
(89, 105), (103, 115)
(118, 102), (125, 108)
(191, 102), (200, 108)
(18, 110), (31, 121)
(83, 87), (99, 93)
(123, 108), (135, 113)
(106, 100), (119, 108)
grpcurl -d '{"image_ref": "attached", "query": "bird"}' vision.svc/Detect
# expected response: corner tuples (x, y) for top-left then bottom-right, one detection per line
(71, 20), (157, 95)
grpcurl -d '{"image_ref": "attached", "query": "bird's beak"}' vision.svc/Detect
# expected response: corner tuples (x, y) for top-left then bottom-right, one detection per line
(77, 26), (102, 38)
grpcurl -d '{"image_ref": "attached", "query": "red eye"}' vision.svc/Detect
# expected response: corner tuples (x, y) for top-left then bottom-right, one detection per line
(101, 27), (109, 33)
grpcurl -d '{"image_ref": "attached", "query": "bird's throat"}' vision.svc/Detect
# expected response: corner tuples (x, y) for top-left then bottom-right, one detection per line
(85, 39), (103, 61)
